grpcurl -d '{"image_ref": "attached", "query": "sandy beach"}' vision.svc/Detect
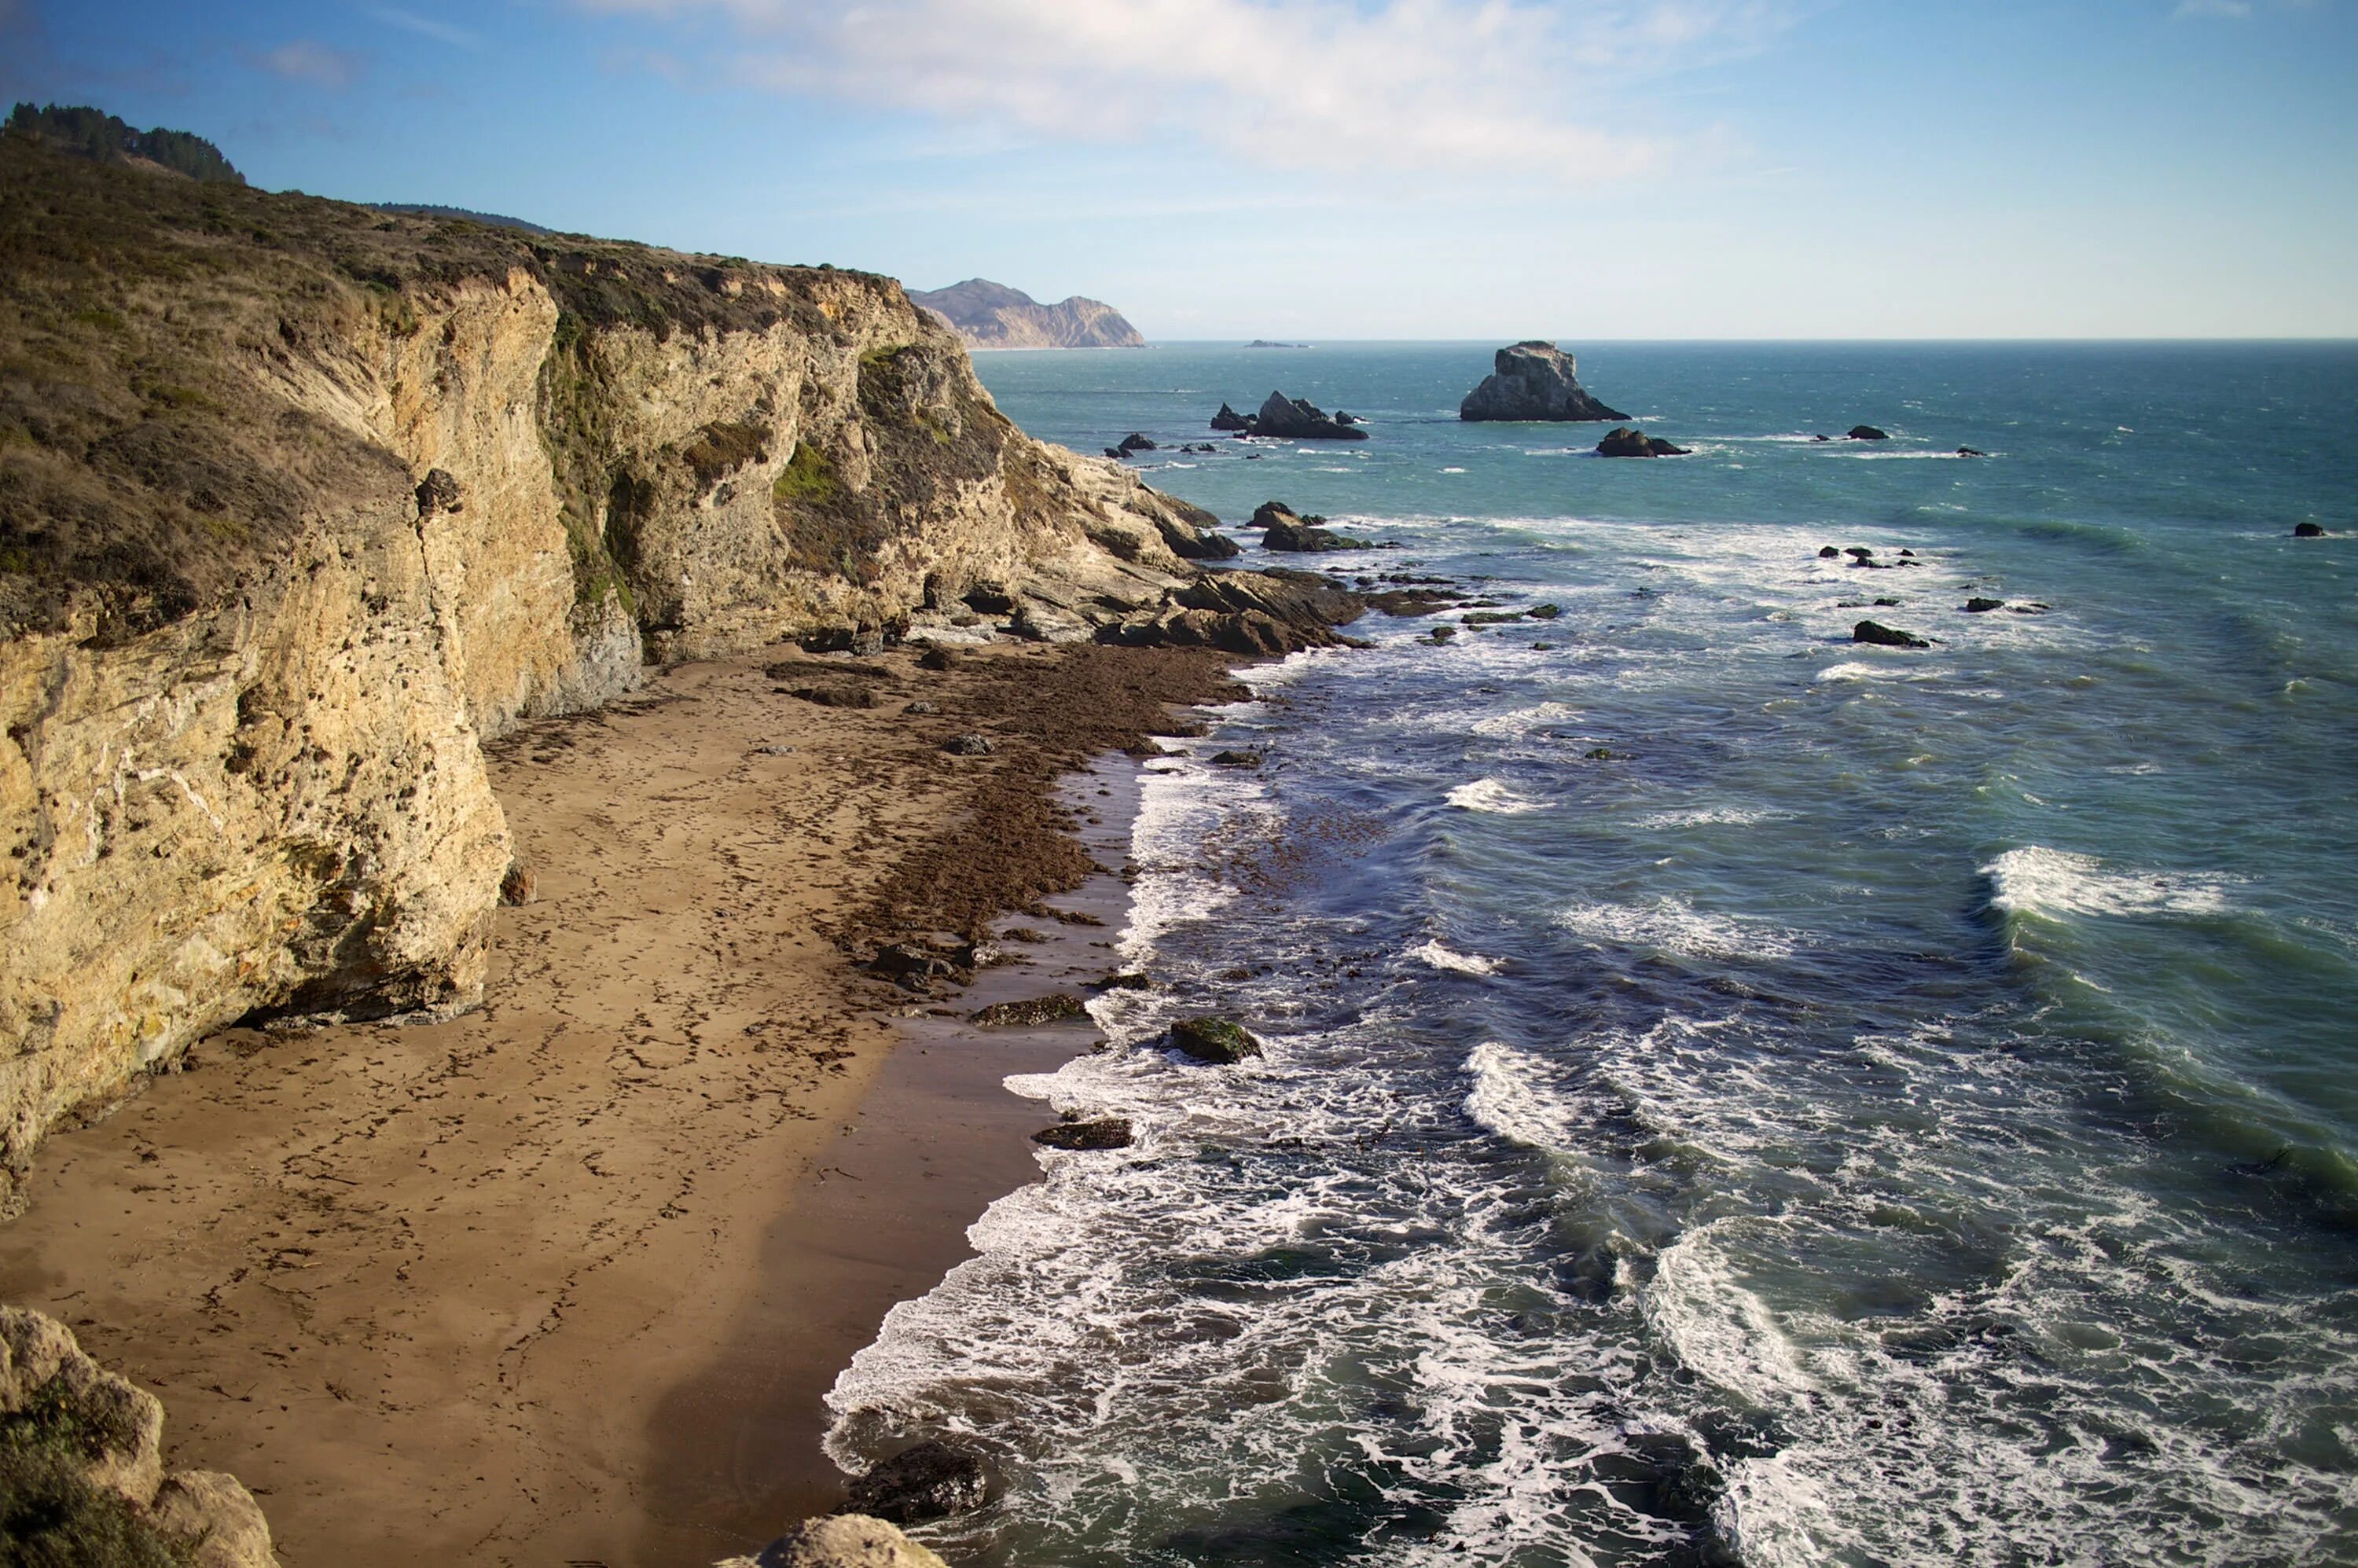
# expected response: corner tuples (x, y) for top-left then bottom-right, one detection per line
(0, 638), (1239, 1566)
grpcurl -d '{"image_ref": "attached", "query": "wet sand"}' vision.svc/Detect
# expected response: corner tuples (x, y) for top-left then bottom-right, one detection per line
(0, 641), (1236, 1566)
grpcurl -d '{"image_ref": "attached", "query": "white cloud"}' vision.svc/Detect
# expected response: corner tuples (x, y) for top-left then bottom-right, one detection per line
(574, 0), (1794, 176)
(365, 6), (483, 50)
(254, 39), (363, 87)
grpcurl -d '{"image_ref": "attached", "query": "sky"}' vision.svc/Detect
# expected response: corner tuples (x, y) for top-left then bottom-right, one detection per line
(4, 0), (2353, 339)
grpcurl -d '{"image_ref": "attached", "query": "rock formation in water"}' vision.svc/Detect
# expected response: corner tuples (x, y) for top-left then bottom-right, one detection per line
(0, 1305), (280, 1566)
(1596, 427), (1689, 457)
(905, 278), (1145, 350)
(1219, 392), (1367, 441)
(0, 134), (1351, 1192)
(1459, 341), (1629, 423)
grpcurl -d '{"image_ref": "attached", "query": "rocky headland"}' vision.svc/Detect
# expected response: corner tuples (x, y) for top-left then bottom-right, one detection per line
(905, 278), (1145, 351)
(0, 127), (1365, 1560)
(1459, 340), (1629, 423)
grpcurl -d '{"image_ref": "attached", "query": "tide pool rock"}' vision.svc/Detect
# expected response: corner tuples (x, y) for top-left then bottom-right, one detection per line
(846, 1440), (992, 1524)
(1170, 1016), (1264, 1063)
(1460, 341), (1629, 422)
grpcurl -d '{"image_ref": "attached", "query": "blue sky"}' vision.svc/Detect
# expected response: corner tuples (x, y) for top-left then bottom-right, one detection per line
(5, 0), (2352, 338)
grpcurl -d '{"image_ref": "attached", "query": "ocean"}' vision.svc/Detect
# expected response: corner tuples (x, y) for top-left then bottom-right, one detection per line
(821, 342), (2358, 1566)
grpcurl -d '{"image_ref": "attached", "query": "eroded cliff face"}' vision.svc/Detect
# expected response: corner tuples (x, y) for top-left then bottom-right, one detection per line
(0, 141), (1222, 1188)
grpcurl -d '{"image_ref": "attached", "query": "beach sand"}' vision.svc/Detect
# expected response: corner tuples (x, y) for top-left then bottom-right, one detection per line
(0, 639), (1241, 1566)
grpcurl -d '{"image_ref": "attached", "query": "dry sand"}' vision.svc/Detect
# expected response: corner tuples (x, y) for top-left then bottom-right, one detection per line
(0, 639), (1240, 1566)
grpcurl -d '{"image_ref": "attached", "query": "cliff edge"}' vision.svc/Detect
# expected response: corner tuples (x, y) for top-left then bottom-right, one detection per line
(0, 138), (1243, 1191)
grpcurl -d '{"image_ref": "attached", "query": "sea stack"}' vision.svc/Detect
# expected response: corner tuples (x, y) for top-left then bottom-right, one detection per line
(1460, 341), (1629, 422)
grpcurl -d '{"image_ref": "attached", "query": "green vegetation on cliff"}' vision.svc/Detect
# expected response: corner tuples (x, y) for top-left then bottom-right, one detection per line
(3, 103), (243, 186)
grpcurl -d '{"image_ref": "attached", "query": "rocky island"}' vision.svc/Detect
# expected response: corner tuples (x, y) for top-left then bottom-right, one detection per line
(1209, 391), (1368, 441)
(1460, 340), (1630, 422)
(906, 277), (1146, 350)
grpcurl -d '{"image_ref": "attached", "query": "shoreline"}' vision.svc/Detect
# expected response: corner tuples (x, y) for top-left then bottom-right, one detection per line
(0, 639), (1237, 1566)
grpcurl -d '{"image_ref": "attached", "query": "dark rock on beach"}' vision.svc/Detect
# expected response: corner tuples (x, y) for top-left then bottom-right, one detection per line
(1596, 427), (1689, 458)
(1033, 1118), (1134, 1151)
(942, 733), (995, 755)
(971, 993), (1088, 1026)
(792, 684), (884, 708)
(1170, 1016), (1264, 1063)
(1847, 424), (1890, 441)
(847, 1440), (992, 1524)
(1460, 341), (1629, 422)
(1210, 750), (1264, 768)
(1853, 619), (1930, 648)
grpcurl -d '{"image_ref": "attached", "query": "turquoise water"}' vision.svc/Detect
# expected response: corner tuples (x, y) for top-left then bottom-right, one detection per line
(825, 343), (2358, 1566)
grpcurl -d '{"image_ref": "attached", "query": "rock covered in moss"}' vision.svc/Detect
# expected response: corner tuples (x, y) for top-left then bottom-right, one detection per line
(1169, 1016), (1263, 1063)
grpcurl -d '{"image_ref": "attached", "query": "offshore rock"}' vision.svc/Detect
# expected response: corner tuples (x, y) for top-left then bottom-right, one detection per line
(1853, 620), (1930, 648)
(1241, 392), (1368, 441)
(1210, 402), (1251, 431)
(1260, 507), (1369, 552)
(1848, 424), (1890, 441)
(1459, 340), (1629, 423)
(1596, 427), (1690, 457)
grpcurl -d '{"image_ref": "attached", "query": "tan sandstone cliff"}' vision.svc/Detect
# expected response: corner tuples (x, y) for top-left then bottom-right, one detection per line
(0, 139), (1258, 1196)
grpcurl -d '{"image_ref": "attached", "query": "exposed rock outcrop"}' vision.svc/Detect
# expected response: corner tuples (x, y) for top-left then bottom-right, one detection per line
(1853, 620), (1930, 648)
(722, 1515), (949, 1568)
(1596, 428), (1689, 458)
(1221, 392), (1368, 442)
(0, 1305), (279, 1566)
(1848, 424), (1890, 441)
(1169, 1015), (1264, 1063)
(1459, 341), (1629, 423)
(906, 278), (1145, 350)
(1260, 508), (1369, 551)
(0, 138), (1252, 1188)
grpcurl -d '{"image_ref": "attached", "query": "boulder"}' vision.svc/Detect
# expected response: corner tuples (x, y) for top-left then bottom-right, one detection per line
(150, 1471), (280, 1568)
(1963, 597), (2004, 613)
(1853, 620), (1930, 648)
(1957, 446), (1987, 457)
(1596, 427), (1689, 458)
(793, 685), (885, 708)
(1818, 545), (1842, 558)
(1333, 410), (1360, 425)
(846, 1441), (991, 1524)
(1116, 432), (1158, 454)
(2294, 522), (2325, 538)
(1169, 1016), (1263, 1063)
(1210, 750), (1264, 768)
(1032, 1118), (1134, 1151)
(1529, 603), (1563, 619)
(1210, 402), (1252, 431)
(737, 1514), (949, 1568)
(413, 467), (464, 518)
(942, 733), (994, 756)
(499, 863), (538, 906)
(1242, 391), (1368, 441)
(1262, 512), (1369, 552)
(1459, 341), (1630, 422)
(1847, 424), (1889, 441)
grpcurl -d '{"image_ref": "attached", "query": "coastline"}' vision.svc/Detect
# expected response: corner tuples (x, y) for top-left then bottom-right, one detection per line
(0, 639), (1235, 1566)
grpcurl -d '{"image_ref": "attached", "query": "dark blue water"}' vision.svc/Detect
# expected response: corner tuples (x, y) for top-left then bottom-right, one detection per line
(825, 343), (2358, 1566)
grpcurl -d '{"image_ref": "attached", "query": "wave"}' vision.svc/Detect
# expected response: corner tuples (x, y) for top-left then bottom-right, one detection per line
(1633, 806), (1789, 829)
(1409, 939), (1502, 976)
(1446, 777), (1544, 814)
(1982, 846), (2237, 920)
(1555, 896), (1802, 961)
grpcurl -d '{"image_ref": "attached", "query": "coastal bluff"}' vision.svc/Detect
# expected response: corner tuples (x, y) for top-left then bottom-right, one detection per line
(906, 277), (1145, 350)
(1459, 340), (1629, 422)
(0, 136), (1261, 1195)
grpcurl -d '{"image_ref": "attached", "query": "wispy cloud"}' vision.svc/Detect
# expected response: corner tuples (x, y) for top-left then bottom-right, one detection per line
(572, 0), (1795, 178)
(252, 39), (364, 87)
(2173, 0), (2253, 15)
(364, 6), (481, 50)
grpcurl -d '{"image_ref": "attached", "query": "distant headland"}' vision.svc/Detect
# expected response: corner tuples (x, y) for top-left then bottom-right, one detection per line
(908, 277), (1146, 350)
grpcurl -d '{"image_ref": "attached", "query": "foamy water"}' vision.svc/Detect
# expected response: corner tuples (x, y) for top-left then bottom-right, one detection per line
(817, 343), (2358, 1567)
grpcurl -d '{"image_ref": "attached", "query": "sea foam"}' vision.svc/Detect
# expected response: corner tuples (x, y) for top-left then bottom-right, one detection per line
(1982, 846), (2235, 919)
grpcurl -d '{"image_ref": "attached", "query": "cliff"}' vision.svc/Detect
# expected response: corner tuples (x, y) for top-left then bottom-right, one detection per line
(906, 278), (1146, 350)
(0, 138), (1242, 1191)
